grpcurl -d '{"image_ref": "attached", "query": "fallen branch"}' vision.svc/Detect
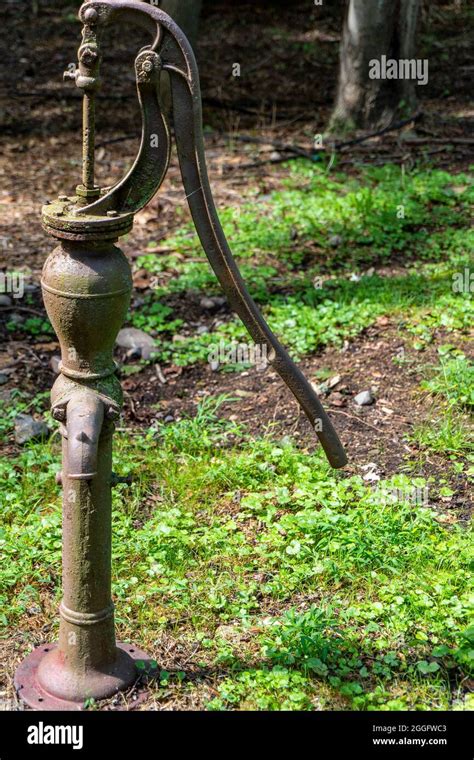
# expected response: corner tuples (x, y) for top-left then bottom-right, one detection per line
(228, 112), (423, 170)
(328, 408), (387, 434)
(96, 133), (138, 149)
(0, 306), (45, 317)
(399, 136), (474, 146)
(331, 112), (423, 151)
(228, 134), (314, 160)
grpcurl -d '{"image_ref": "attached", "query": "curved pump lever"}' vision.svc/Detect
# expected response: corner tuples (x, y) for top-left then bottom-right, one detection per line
(79, 0), (347, 469)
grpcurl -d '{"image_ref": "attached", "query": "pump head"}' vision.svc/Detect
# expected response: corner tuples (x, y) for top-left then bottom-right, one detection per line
(44, 0), (348, 469)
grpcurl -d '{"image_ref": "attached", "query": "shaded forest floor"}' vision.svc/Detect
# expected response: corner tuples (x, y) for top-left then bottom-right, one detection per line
(0, 1), (472, 711)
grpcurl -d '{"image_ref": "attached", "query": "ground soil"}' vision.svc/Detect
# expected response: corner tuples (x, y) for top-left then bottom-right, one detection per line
(1, 0), (472, 493)
(0, 0), (472, 710)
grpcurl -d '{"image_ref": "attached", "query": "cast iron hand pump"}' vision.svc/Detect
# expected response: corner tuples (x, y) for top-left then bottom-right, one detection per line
(15, 0), (347, 711)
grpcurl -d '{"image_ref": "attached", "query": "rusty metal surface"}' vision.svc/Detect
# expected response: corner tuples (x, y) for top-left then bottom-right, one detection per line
(15, 643), (157, 711)
(17, 0), (347, 713)
(72, 0), (347, 467)
(77, 49), (172, 217)
(37, 237), (132, 704)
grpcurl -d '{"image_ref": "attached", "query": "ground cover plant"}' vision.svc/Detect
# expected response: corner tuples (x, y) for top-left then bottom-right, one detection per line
(1, 159), (472, 709)
(0, 0), (472, 715)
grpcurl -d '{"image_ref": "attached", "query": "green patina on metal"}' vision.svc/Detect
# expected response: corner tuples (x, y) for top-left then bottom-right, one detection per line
(15, 0), (347, 712)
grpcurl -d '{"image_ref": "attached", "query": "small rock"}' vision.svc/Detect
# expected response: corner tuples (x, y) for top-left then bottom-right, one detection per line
(354, 390), (375, 406)
(0, 294), (12, 306)
(200, 297), (216, 310)
(270, 151), (282, 161)
(361, 463), (380, 482)
(200, 296), (226, 311)
(164, 415), (174, 423)
(328, 234), (343, 248)
(116, 327), (156, 360)
(50, 355), (61, 374)
(0, 373), (9, 385)
(363, 470), (380, 483)
(15, 414), (49, 445)
(196, 325), (209, 335)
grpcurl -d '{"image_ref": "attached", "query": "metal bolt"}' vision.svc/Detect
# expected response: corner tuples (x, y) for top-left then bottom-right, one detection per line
(84, 8), (98, 23)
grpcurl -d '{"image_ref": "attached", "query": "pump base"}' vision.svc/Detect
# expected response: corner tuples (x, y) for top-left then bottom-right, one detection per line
(15, 642), (157, 711)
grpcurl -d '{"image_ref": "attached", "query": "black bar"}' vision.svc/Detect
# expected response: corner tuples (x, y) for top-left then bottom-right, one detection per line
(0, 710), (471, 758)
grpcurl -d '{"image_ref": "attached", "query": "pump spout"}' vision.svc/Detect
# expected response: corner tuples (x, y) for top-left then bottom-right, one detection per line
(65, 392), (105, 481)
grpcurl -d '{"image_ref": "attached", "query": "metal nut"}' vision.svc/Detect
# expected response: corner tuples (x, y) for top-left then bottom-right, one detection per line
(52, 407), (66, 422)
(106, 406), (120, 421)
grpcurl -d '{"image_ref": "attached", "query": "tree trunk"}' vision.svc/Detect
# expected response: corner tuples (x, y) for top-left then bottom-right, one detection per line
(153, 1), (203, 115)
(329, 0), (421, 133)
(159, 0), (202, 48)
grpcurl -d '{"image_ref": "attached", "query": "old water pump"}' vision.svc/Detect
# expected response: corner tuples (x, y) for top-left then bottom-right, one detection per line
(15, 0), (347, 710)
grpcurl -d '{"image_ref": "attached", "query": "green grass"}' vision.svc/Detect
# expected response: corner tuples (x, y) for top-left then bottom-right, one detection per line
(409, 350), (474, 457)
(130, 163), (473, 368)
(1, 163), (472, 711)
(130, 263), (472, 367)
(410, 412), (473, 457)
(139, 164), (473, 279)
(422, 351), (474, 410)
(1, 400), (472, 710)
